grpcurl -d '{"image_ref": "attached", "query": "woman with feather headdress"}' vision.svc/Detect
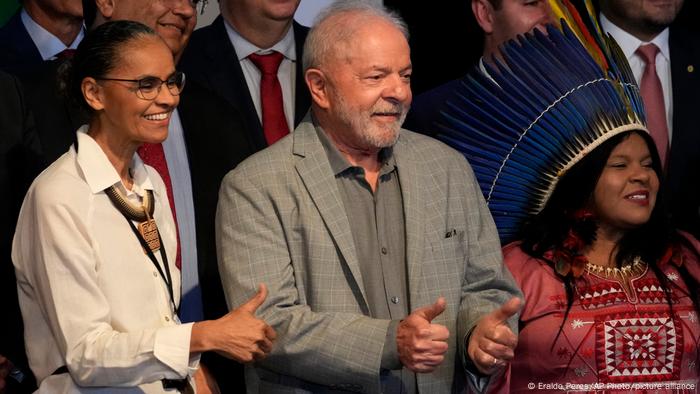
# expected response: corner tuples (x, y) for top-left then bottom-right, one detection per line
(438, 1), (700, 392)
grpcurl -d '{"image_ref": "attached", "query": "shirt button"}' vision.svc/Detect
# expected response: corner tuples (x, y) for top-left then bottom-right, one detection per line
(153, 271), (158, 277)
(381, 247), (388, 255)
(391, 296), (400, 304)
(164, 316), (170, 322)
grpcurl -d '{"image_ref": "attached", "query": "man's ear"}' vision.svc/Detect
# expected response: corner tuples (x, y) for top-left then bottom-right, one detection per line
(305, 68), (331, 110)
(472, 0), (496, 34)
(95, 0), (115, 19)
(81, 77), (106, 111)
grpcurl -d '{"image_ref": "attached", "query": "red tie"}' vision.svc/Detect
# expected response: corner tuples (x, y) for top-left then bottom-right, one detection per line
(637, 43), (669, 168)
(138, 143), (181, 269)
(248, 52), (290, 145)
(55, 49), (76, 60)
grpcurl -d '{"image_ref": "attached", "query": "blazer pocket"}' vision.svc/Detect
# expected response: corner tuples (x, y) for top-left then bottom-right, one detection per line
(429, 229), (466, 263)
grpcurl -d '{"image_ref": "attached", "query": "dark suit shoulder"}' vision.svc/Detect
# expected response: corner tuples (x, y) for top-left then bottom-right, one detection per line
(0, 11), (43, 75)
(403, 77), (466, 137)
(178, 79), (256, 168)
(179, 16), (230, 80)
(666, 25), (700, 237)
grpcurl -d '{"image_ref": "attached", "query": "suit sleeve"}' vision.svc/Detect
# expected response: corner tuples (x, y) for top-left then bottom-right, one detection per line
(216, 169), (390, 394)
(452, 154), (522, 391)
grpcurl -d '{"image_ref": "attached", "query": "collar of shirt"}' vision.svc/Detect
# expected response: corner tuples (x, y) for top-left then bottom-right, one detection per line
(314, 121), (396, 177)
(223, 18), (296, 60)
(21, 9), (85, 60)
(599, 13), (670, 63)
(75, 125), (154, 197)
(477, 56), (499, 86)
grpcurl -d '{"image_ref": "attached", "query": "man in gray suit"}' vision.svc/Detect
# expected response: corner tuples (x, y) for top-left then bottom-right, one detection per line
(216, 1), (522, 393)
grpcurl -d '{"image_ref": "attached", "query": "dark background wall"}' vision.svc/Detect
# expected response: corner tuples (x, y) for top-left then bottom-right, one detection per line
(0, 0), (19, 26)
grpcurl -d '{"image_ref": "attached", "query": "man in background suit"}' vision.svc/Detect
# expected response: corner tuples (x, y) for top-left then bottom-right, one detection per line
(216, 2), (522, 392)
(0, 0), (83, 75)
(0, 70), (42, 394)
(403, 0), (552, 136)
(599, 0), (700, 237)
(180, 0), (311, 151)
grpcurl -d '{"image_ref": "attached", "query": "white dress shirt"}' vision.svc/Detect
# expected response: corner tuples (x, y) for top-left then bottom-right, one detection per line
(224, 19), (297, 130)
(12, 128), (198, 393)
(20, 9), (84, 60)
(600, 14), (674, 142)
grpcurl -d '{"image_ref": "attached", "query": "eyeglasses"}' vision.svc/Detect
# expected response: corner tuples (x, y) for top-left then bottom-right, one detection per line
(96, 71), (186, 100)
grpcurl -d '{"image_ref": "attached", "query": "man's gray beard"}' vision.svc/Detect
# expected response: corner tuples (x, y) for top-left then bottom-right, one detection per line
(334, 93), (407, 149)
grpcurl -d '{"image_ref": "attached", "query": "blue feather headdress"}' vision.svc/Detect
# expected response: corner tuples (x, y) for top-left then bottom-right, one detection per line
(437, 0), (647, 243)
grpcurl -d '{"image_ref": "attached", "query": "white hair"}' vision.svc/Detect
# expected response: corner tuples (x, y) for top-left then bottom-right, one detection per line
(302, 0), (409, 71)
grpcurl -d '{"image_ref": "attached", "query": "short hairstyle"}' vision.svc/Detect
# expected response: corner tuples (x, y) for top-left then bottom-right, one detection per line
(487, 0), (503, 10)
(302, 0), (409, 71)
(60, 20), (156, 113)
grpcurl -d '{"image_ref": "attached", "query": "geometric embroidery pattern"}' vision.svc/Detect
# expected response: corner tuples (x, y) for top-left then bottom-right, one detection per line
(596, 311), (682, 383)
(579, 278), (678, 310)
(635, 277), (678, 304)
(579, 282), (627, 309)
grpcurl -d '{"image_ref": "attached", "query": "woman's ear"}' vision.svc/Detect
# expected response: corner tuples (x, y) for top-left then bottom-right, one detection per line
(81, 77), (105, 111)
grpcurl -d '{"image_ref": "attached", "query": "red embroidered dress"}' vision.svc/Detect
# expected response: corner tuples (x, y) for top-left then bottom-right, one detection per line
(491, 242), (700, 393)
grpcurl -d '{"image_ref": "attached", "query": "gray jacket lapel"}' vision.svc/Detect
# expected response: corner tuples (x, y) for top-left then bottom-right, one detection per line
(293, 118), (369, 307)
(394, 134), (427, 310)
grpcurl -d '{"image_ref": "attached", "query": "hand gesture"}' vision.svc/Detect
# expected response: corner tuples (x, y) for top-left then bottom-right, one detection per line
(467, 297), (521, 374)
(192, 284), (277, 363)
(397, 297), (450, 373)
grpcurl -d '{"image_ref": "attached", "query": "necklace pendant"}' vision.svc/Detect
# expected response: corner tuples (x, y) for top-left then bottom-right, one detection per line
(138, 219), (161, 253)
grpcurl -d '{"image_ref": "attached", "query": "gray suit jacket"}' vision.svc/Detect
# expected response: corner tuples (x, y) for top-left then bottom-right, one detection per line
(216, 115), (520, 393)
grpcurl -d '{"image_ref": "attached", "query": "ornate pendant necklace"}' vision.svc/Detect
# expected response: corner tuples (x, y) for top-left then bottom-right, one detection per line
(585, 256), (647, 281)
(105, 182), (178, 315)
(104, 186), (160, 253)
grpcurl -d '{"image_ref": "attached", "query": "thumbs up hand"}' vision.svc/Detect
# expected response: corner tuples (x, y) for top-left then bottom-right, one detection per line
(397, 297), (450, 373)
(467, 297), (521, 374)
(191, 283), (277, 363)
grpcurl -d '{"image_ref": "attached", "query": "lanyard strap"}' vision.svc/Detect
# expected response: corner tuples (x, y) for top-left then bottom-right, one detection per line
(122, 214), (179, 317)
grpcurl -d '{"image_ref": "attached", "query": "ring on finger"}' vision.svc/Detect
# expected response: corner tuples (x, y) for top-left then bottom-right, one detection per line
(492, 357), (499, 366)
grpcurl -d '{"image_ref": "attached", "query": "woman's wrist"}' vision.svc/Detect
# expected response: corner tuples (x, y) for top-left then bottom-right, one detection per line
(190, 320), (215, 353)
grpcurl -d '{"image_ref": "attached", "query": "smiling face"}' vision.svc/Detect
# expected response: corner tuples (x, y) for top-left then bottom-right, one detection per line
(108, 0), (196, 60)
(592, 132), (660, 238)
(317, 17), (412, 151)
(92, 35), (179, 147)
